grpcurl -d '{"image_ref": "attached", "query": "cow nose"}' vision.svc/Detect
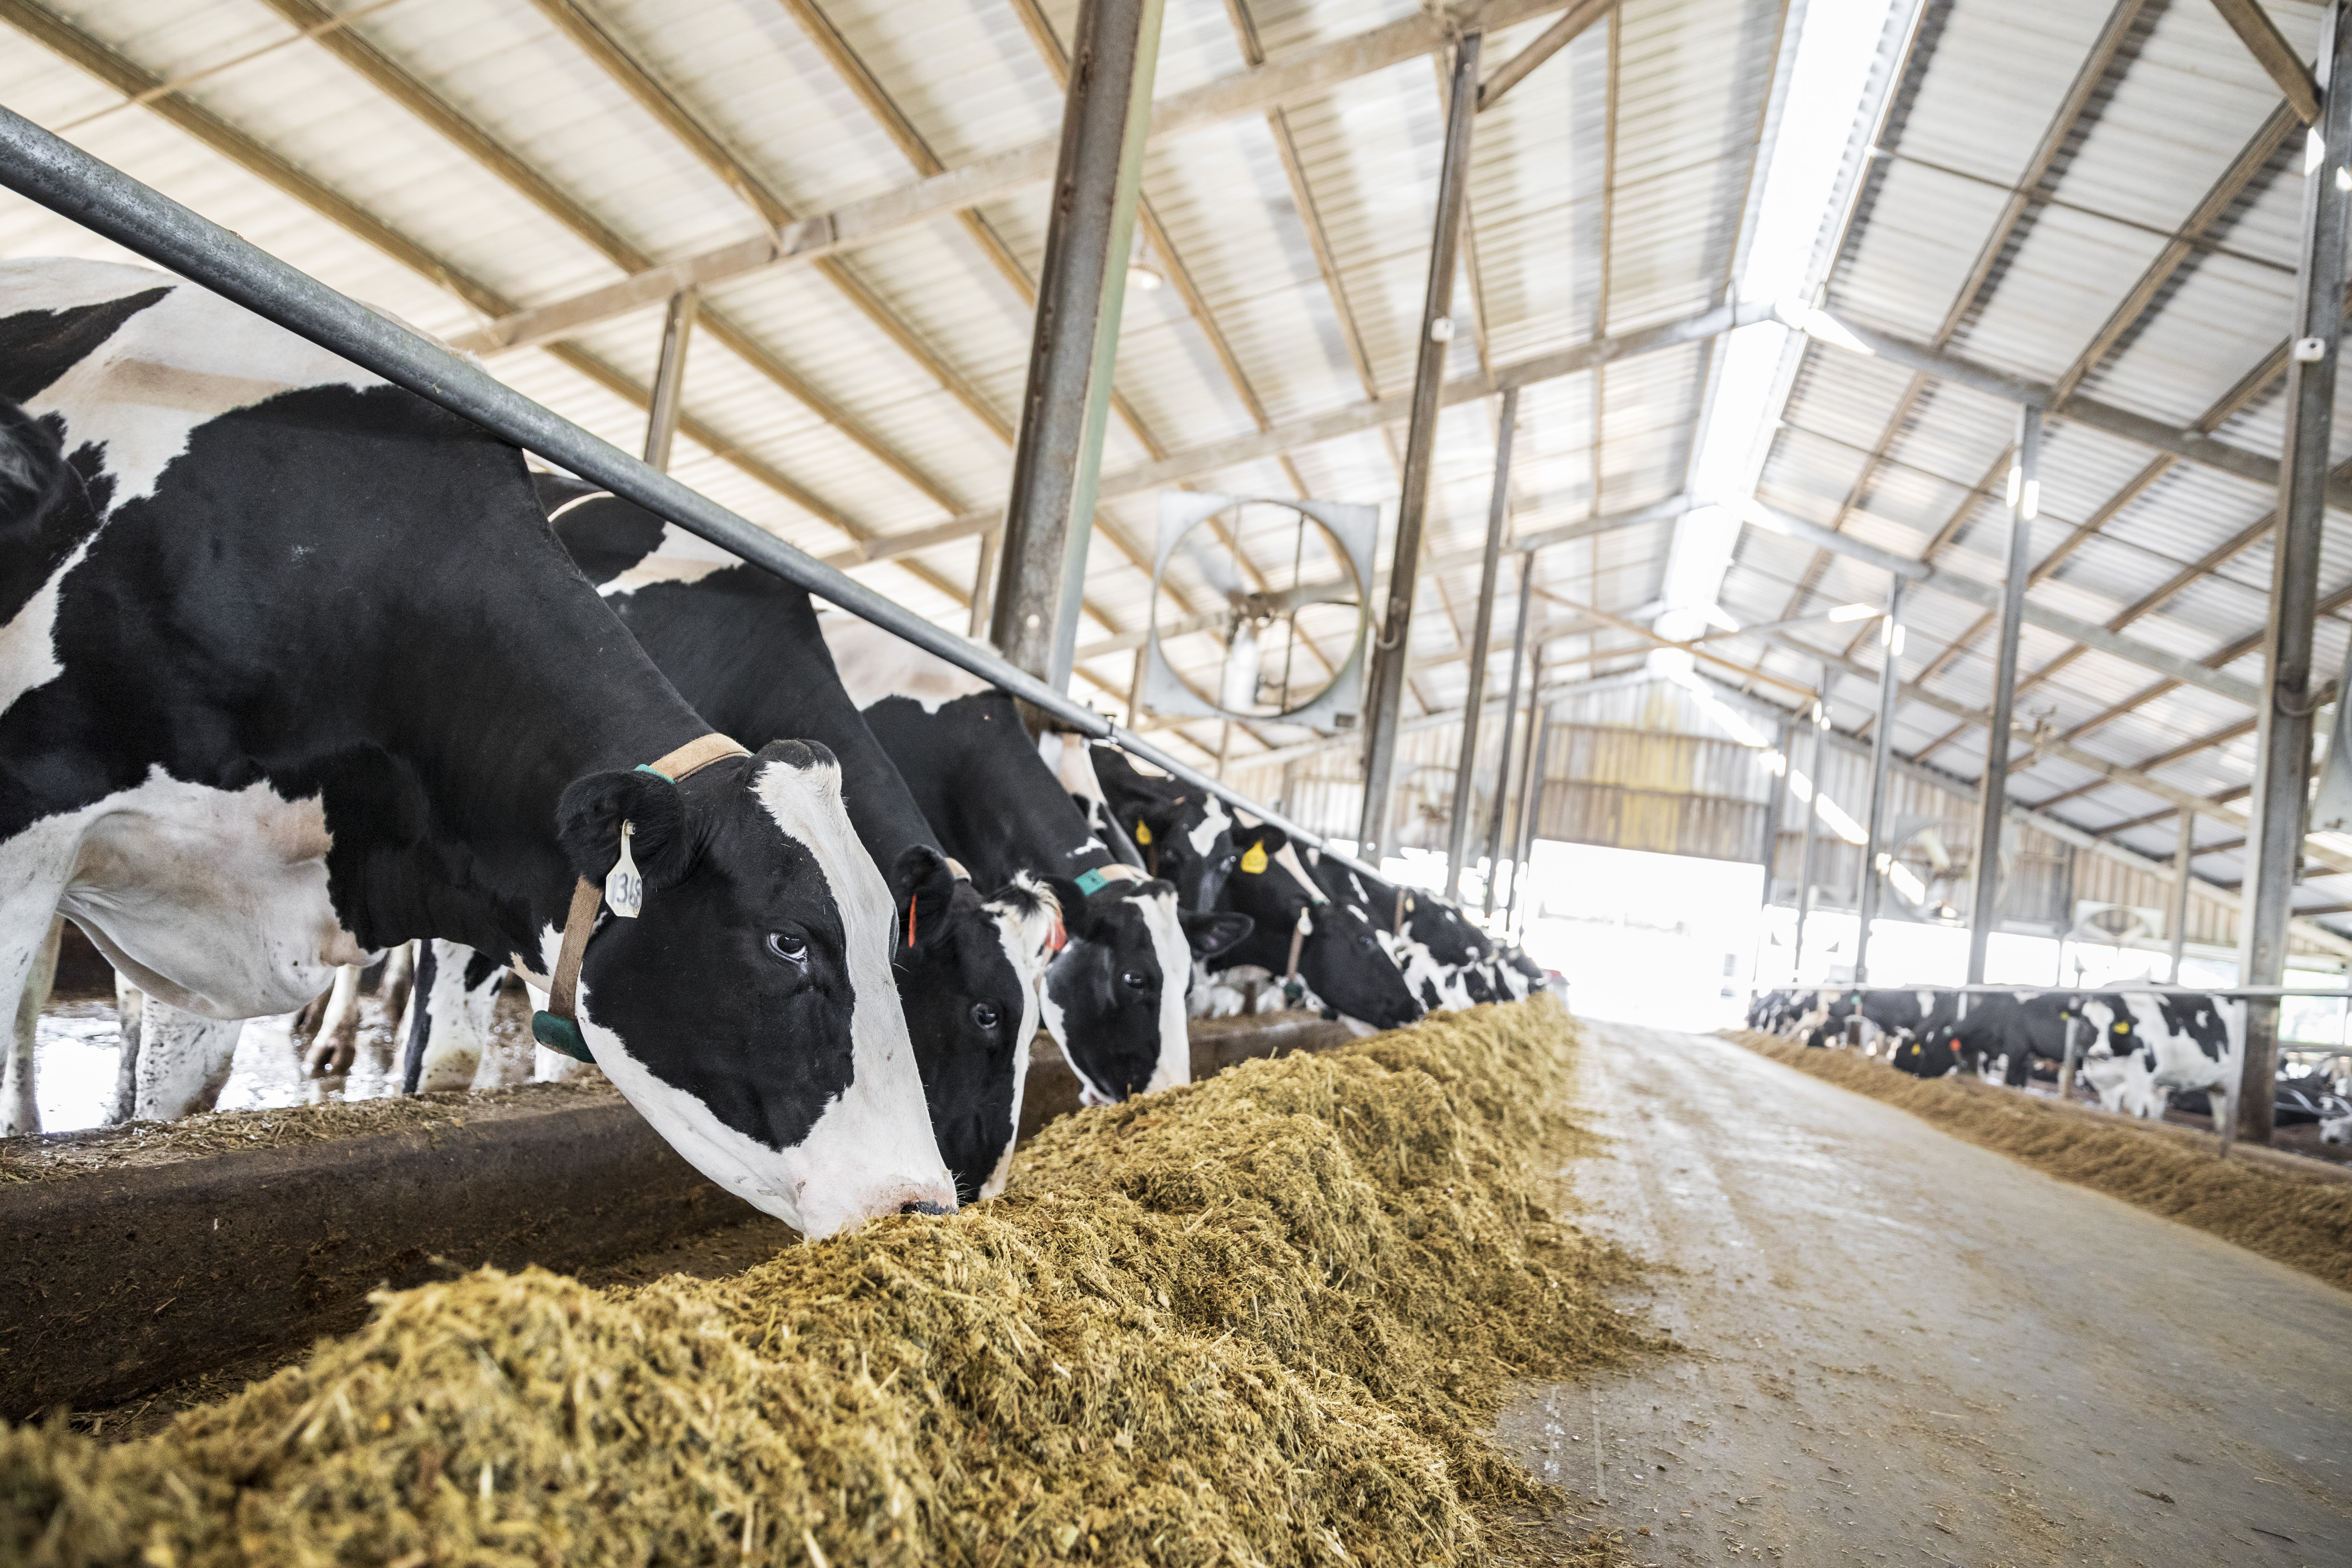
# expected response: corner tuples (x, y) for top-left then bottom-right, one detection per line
(901, 1199), (954, 1216)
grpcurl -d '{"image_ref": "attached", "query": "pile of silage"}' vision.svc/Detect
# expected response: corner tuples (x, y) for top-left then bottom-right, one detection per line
(4, 996), (1660, 1567)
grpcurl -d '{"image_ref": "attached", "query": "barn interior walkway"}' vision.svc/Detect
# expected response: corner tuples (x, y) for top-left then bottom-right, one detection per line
(1495, 1019), (2351, 1567)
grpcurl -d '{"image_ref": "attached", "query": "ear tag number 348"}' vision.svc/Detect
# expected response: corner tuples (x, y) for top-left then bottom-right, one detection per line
(607, 820), (644, 919)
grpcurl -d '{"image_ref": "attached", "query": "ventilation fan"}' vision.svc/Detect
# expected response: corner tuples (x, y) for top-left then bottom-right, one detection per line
(1140, 491), (1377, 732)
(2066, 901), (2165, 946)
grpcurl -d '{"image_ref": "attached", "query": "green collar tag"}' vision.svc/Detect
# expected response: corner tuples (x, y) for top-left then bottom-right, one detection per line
(1074, 867), (1111, 897)
(532, 1010), (596, 1063)
(634, 762), (676, 783)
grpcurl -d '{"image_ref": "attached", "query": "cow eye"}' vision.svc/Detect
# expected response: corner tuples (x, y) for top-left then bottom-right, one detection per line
(1357, 934), (1377, 953)
(971, 1001), (1000, 1031)
(766, 931), (809, 967)
(1120, 969), (1149, 991)
(1220, 855), (1238, 872)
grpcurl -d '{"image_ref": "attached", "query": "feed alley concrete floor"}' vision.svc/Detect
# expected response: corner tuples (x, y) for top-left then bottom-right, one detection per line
(1495, 1020), (2351, 1567)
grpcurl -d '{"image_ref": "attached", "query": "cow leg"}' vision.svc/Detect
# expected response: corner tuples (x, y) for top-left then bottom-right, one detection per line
(107, 972), (144, 1125)
(302, 964), (364, 1077)
(133, 996), (243, 1120)
(2, 916), (64, 1137)
(402, 941), (514, 1093)
(376, 941), (416, 1040)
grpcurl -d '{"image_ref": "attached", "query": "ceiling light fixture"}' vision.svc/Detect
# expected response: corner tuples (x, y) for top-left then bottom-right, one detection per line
(1127, 264), (1164, 292)
(1826, 602), (1879, 622)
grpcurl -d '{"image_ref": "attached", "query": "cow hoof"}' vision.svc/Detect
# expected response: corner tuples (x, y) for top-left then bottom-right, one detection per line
(303, 1037), (354, 1077)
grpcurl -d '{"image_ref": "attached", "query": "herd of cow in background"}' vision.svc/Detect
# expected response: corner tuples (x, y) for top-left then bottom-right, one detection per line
(1746, 987), (2352, 1144)
(0, 259), (1545, 1239)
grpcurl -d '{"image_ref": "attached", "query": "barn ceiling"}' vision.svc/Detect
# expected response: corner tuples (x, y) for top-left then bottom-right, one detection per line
(1, 0), (2346, 934)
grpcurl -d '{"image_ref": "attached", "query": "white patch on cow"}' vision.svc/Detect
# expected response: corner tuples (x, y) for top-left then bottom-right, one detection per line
(128, 992), (243, 1120)
(15, 767), (372, 1024)
(600, 555), (730, 596)
(9, 260), (383, 509)
(976, 875), (1059, 1201)
(1187, 795), (1230, 859)
(818, 612), (989, 713)
(1136, 885), (1193, 1094)
(414, 939), (504, 1092)
(1, 537), (94, 720)
(559, 753), (955, 1237)
(1272, 841), (1326, 902)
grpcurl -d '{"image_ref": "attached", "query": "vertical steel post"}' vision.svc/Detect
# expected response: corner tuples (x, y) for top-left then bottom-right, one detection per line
(641, 286), (699, 471)
(1762, 717), (1792, 895)
(1790, 668), (1830, 981)
(1853, 578), (1906, 984)
(1357, 31), (1483, 859)
(991, 0), (1166, 685)
(1967, 408), (2040, 984)
(1443, 388), (1520, 899)
(2243, 2), (2352, 1146)
(2168, 810), (2196, 981)
(968, 527), (1000, 642)
(1504, 660), (1549, 931)
(1482, 550), (1535, 914)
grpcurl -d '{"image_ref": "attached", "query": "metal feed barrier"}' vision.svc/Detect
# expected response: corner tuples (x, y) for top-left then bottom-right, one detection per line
(0, 105), (1385, 888)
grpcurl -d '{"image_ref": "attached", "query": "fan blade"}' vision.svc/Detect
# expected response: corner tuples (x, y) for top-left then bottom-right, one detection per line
(1185, 532), (1246, 601)
(1220, 622), (1262, 712)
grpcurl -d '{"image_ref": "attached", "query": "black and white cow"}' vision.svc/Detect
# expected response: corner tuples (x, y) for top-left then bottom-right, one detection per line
(1209, 821), (1423, 1032)
(1941, 991), (2108, 1087)
(479, 478), (1058, 1201)
(2086, 992), (2237, 1123)
(818, 616), (1250, 1105)
(1087, 743), (1251, 913)
(0, 260), (953, 1232)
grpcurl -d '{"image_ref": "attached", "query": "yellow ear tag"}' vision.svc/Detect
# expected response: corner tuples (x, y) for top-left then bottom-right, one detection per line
(1240, 839), (1269, 875)
(1134, 821), (1152, 845)
(2114, 1022), (2128, 1033)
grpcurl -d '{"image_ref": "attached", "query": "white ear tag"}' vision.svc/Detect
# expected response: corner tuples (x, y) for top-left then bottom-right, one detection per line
(606, 820), (644, 918)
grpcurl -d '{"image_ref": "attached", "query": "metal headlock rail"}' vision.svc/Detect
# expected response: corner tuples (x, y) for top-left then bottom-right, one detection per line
(0, 106), (1389, 887)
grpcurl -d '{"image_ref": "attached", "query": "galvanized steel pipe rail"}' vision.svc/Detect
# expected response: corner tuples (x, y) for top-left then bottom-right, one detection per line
(0, 105), (1382, 883)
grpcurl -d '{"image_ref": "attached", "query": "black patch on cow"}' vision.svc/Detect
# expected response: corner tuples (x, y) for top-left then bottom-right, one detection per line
(537, 473), (668, 584)
(0, 287), (171, 403)
(856, 681), (1184, 1102)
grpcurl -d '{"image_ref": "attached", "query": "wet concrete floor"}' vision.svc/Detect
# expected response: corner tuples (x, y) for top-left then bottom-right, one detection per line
(1497, 1020), (2351, 1567)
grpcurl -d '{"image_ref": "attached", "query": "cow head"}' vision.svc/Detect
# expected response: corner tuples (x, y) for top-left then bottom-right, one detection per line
(2073, 994), (2142, 1060)
(551, 738), (957, 1237)
(1219, 841), (1422, 1031)
(882, 847), (1054, 1204)
(1037, 869), (1250, 1105)
(1091, 747), (1265, 913)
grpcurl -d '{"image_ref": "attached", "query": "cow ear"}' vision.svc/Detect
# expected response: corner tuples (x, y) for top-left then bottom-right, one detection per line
(1042, 876), (1106, 943)
(556, 769), (692, 891)
(1181, 909), (1253, 957)
(1251, 825), (1290, 854)
(890, 844), (958, 953)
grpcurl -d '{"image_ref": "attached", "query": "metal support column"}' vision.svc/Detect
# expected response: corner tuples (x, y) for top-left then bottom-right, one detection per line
(2168, 810), (2196, 981)
(1790, 667), (1830, 981)
(1504, 657), (1549, 931)
(1762, 716), (1792, 897)
(1443, 387), (1519, 900)
(641, 286), (698, 471)
(1967, 408), (2040, 984)
(1853, 578), (1907, 985)
(1482, 550), (1535, 915)
(967, 527), (1000, 642)
(990, 0), (1165, 685)
(1357, 30), (1483, 859)
(2243, 1), (2352, 1145)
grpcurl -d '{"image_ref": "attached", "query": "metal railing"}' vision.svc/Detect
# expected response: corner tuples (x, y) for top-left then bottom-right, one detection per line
(0, 105), (1386, 885)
